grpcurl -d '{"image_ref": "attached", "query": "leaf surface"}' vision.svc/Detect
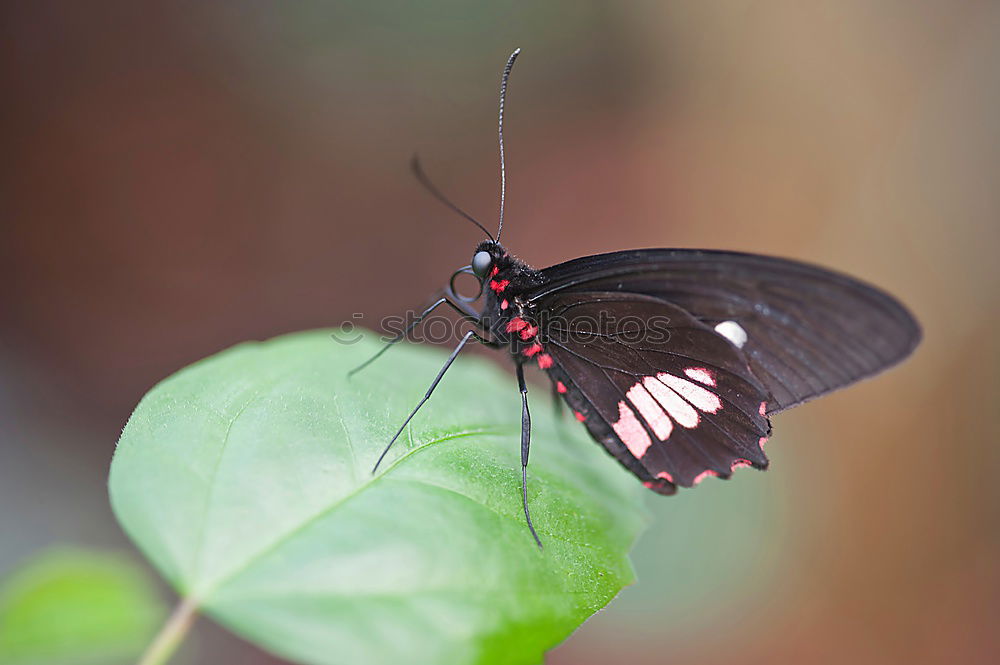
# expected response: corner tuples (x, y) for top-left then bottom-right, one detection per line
(109, 331), (646, 665)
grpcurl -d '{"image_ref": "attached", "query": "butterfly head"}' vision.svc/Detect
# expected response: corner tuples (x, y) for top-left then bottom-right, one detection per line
(471, 241), (507, 280)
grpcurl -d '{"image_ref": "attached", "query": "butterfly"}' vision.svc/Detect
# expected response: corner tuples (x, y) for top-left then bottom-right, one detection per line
(354, 49), (921, 547)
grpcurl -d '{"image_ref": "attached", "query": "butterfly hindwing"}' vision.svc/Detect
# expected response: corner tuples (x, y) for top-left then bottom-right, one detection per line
(531, 249), (921, 413)
(535, 291), (771, 489)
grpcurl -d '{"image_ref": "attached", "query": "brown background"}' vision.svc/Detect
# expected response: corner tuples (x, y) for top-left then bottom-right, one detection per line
(2, 1), (997, 663)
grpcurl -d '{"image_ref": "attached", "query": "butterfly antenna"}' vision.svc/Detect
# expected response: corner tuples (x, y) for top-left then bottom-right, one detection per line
(411, 155), (494, 242)
(495, 47), (520, 243)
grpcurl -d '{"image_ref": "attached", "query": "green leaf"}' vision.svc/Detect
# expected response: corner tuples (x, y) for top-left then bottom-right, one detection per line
(109, 330), (646, 665)
(0, 548), (166, 665)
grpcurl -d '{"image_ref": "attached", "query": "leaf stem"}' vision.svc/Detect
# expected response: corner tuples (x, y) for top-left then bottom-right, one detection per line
(136, 596), (198, 665)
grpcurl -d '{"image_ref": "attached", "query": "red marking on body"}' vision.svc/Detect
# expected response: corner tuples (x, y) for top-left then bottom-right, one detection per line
(490, 279), (509, 292)
(490, 265), (499, 277)
(519, 324), (538, 340)
(556, 381), (567, 394)
(730, 459), (752, 471)
(505, 317), (527, 333)
(656, 471), (674, 483)
(684, 367), (717, 387)
(536, 354), (553, 369)
(759, 401), (767, 417)
(523, 342), (543, 357)
(500, 299), (509, 310)
(693, 469), (720, 485)
(574, 411), (586, 422)
(758, 436), (768, 450)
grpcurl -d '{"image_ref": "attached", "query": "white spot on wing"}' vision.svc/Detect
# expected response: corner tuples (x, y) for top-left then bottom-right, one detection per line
(642, 376), (699, 428)
(612, 401), (652, 458)
(684, 367), (716, 387)
(658, 373), (722, 414)
(625, 384), (673, 440)
(714, 320), (748, 348)
(619, 370), (728, 448)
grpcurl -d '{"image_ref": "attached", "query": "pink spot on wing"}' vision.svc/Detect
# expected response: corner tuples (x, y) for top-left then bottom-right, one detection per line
(731, 458), (752, 471)
(643, 377), (698, 428)
(556, 381), (567, 394)
(684, 367), (716, 387)
(505, 317), (527, 333)
(574, 411), (587, 422)
(759, 401), (767, 416)
(693, 469), (720, 485)
(500, 299), (509, 310)
(519, 324), (538, 340)
(658, 373), (722, 414)
(490, 265), (499, 277)
(611, 401), (651, 458)
(523, 342), (543, 357)
(490, 279), (509, 292)
(536, 354), (553, 369)
(626, 383), (673, 441)
(656, 471), (674, 483)
(759, 436), (768, 450)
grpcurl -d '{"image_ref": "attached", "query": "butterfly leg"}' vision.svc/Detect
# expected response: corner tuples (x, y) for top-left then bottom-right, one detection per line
(350, 294), (487, 376)
(349, 297), (452, 376)
(517, 362), (543, 549)
(469, 329), (503, 349)
(372, 329), (476, 473)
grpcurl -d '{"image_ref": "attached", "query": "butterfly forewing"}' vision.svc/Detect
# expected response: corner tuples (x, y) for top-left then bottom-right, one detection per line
(531, 249), (921, 413)
(537, 291), (771, 488)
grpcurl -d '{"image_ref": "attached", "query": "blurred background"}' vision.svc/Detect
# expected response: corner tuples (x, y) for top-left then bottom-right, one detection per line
(2, 1), (998, 663)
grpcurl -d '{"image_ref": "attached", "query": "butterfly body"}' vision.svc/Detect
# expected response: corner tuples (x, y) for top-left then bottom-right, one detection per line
(474, 241), (544, 353)
(472, 241), (789, 496)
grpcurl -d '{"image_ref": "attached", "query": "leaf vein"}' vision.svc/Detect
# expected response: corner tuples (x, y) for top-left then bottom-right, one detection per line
(193, 427), (505, 599)
(189, 388), (266, 589)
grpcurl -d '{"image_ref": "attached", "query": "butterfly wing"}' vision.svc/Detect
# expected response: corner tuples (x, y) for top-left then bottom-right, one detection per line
(530, 249), (921, 414)
(534, 291), (771, 491)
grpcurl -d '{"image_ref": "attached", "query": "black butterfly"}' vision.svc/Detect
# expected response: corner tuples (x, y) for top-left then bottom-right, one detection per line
(355, 49), (921, 547)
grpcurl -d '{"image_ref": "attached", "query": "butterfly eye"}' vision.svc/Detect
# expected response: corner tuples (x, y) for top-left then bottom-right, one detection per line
(471, 251), (493, 279)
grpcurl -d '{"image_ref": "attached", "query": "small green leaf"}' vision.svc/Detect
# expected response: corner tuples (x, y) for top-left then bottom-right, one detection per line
(0, 548), (165, 665)
(109, 331), (646, 665)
